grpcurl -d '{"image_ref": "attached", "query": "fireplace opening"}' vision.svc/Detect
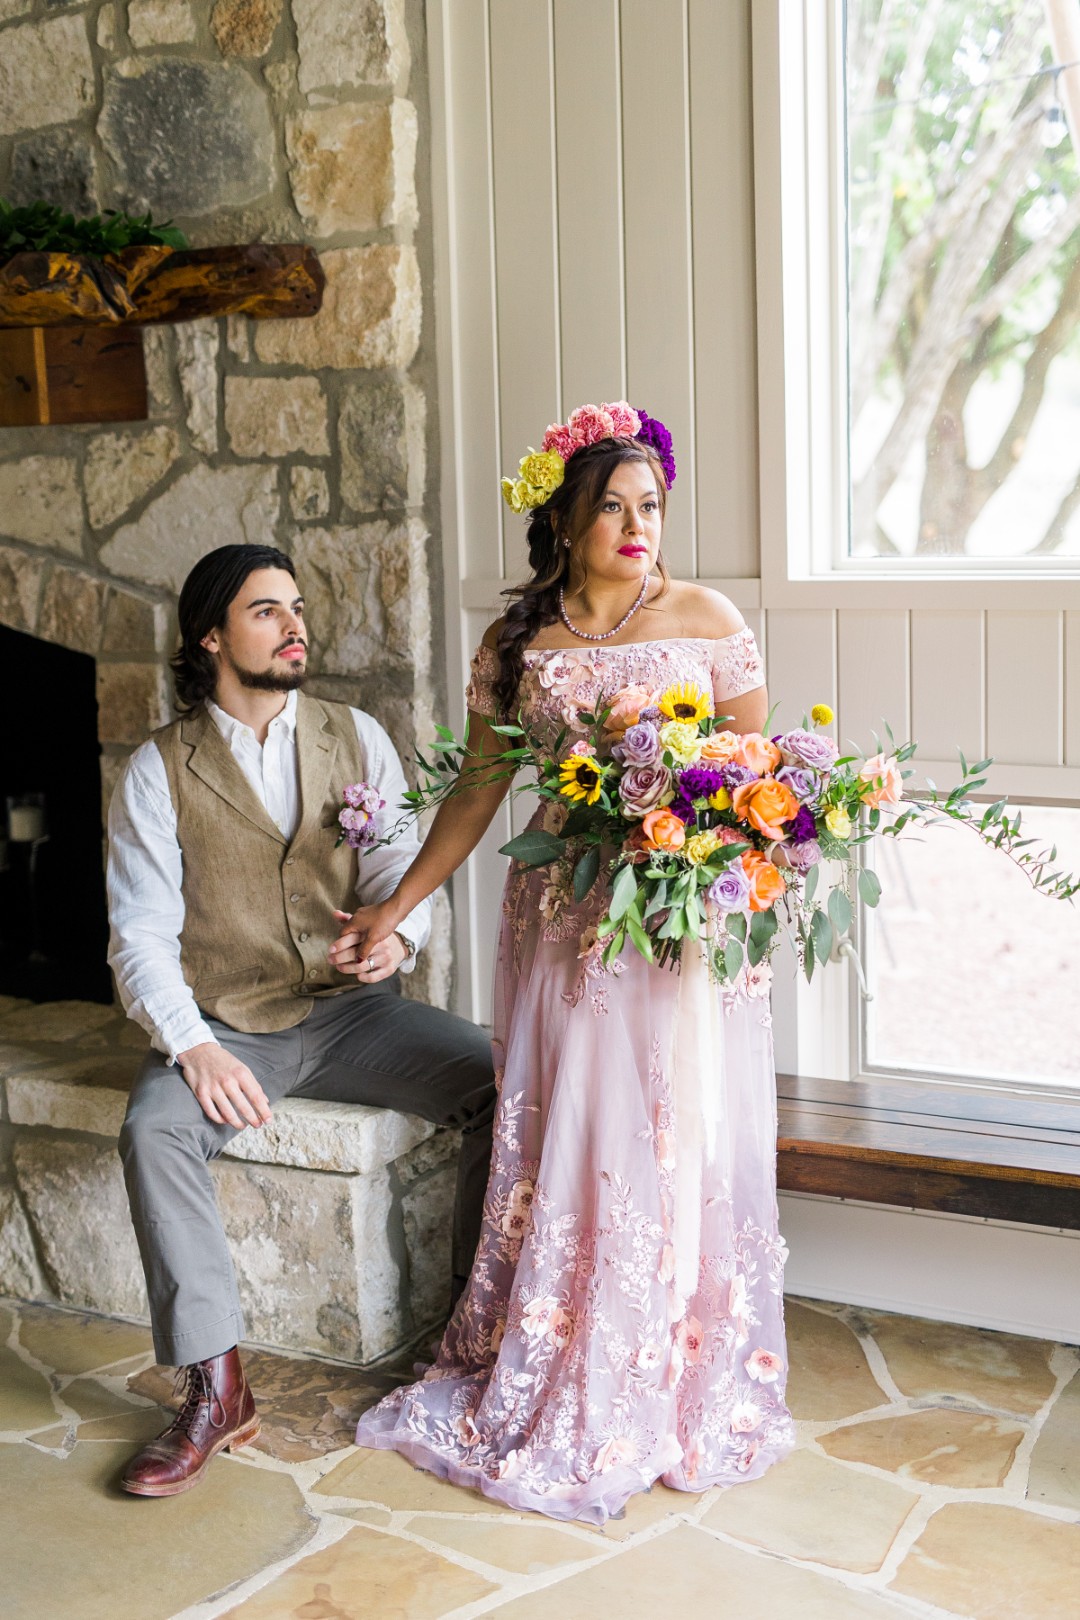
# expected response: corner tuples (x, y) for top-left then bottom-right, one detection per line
(0, 623), (112, 1004)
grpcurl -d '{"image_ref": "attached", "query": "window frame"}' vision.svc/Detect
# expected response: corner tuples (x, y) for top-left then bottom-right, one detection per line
(751, 0), (1080, 609)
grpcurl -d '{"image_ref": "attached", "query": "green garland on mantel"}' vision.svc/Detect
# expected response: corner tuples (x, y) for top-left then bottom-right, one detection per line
(0, 200), (189, 266)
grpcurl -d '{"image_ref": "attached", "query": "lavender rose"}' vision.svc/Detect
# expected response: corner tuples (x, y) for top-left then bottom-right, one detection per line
(619, 762), (675, 818)
(612, 719), (661, 767)
(786, 838), (822, 871)
(708, 862), (752, 913)
(776, 764), (822, 805)
(777, 727), (838, 771)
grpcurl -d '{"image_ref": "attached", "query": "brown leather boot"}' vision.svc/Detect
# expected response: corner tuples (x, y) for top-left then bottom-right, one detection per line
(120, 1347), (260, 1497)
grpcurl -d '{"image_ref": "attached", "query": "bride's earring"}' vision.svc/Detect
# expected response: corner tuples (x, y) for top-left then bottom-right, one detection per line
(561, 536), (570, 550)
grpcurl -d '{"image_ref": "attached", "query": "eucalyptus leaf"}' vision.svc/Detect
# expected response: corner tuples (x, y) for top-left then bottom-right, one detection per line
(811, 906), (833, 966)
(609, 862), (639, 923)
(498, 829), (566, 866)
(726, 911), (747, 942)
(572, 847), (600, 903)
(804, 864), (820, 905)
(857, 868), (882, 908)
(828, 887), (852, 936)
(724, 937), (744, 980)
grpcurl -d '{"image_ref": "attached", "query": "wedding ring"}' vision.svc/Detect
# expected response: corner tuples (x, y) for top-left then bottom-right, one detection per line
(366, 956), (375, 971)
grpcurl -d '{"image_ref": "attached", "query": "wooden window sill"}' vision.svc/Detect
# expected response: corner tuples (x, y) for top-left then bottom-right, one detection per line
(776, 1074), (1080, 1230)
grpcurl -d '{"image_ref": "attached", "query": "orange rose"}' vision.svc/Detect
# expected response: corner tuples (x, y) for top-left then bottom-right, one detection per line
(699, 729), (742, 765)
(734, 733), (782, 774)
(741, 850), (786, 912)
(731, 778), (799, 840)
(642, 808), (687, 853)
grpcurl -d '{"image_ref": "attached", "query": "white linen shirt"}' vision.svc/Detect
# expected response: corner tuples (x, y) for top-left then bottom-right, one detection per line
(106, 690), (432, 1063)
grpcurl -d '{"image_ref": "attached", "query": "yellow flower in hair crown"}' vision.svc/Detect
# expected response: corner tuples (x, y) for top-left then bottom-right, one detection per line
(499, 400), (678, 511)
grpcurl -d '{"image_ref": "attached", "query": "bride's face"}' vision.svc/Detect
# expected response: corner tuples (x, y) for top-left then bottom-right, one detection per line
(573, 459), (663, 586)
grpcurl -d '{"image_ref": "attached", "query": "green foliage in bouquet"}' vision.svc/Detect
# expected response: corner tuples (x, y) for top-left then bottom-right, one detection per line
(0, 199), (189, 265)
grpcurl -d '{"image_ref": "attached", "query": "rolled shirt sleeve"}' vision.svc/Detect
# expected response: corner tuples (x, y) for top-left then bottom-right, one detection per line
(350, 710), (433, 969)
(106, 744), (219, 1064)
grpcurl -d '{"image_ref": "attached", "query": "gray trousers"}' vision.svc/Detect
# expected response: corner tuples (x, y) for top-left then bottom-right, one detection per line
(118, 980), (496, 1366)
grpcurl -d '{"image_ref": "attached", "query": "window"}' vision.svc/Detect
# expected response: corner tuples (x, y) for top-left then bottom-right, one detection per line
(846, 1), (1080, 565)
(862, 802), (1080, 1088)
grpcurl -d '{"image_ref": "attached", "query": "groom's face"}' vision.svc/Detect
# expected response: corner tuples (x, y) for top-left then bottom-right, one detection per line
(203, 567), (309, 693)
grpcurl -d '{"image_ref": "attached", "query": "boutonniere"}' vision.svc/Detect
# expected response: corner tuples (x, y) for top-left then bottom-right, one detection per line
(336, 782), (385, 850)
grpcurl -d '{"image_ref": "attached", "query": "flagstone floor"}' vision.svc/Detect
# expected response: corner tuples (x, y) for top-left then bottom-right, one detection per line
(1, 1294), (1077, 1620)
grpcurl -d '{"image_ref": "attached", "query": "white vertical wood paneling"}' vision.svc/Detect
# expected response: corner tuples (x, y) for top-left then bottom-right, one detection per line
(689, 0), (759, 581)
(621, 0), (697, 576)
(553, 0), (625, 408)
(761, 610), (838, 737)
(488, 0), (561, 569)
(837, 610), (910, 754)
(910, 610), (985, 763)
(1066, 611), (1080, 768)
(986, 612), (1064, 767)
(441, 0), (504, 581)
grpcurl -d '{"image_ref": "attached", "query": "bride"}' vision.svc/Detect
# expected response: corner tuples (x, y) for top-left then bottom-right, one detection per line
(331, 402), (794, 1524)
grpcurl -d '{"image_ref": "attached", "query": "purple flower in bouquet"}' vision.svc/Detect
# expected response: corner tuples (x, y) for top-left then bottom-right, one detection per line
(786, 838), (822, 871)
(721, 762), (757, 791)
(612, 719), (661, 767)
(337, 781), (384, 850)
(677, 765), (726, 802)
(777, 728), (838, 771)
(785, 804), (818, 844)
(619, 762), (675, 818)
(708, 862), (752, 914)
(639, 705), (662, 724)
(776, 764), (823, 805)
(633, 407), (677, 486)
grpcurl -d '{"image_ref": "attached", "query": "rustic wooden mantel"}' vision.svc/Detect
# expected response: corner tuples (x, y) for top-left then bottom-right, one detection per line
(0, 244), (324, 427)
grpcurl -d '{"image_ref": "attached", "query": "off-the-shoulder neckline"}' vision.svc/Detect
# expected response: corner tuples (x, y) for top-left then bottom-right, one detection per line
(516, 631), (751, 660)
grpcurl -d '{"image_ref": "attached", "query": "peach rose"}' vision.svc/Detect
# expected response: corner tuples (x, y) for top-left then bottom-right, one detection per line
(602, 684), (656, 734)
(734, 732), (782, 774)
(858, 750), (903, 809)
(740, 850), (786, 912)
(732, 778), (799, 841)
(642, 808), (687, 853)
(699, 729), (742, 765)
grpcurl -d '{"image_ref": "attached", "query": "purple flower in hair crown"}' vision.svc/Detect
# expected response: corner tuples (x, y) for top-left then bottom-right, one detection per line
(633, 406), (677, 486)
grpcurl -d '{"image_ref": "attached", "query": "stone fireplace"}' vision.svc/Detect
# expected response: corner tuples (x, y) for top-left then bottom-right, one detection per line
(0, 0), (457, 1360)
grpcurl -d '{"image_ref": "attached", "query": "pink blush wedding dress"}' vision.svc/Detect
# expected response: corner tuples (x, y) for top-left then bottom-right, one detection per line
(355, 629), (795, 1525)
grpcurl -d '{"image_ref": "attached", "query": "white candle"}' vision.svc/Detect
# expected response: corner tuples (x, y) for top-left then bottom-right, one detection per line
(8, 805), (45, 842)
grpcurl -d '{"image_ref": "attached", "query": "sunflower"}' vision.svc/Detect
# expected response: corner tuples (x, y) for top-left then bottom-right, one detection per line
(559, 752), (605, 805)
(658, 681), (710, 724)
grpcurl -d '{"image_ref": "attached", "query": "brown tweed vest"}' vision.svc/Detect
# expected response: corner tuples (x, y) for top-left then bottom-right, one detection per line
(154, 692), (366, 1033)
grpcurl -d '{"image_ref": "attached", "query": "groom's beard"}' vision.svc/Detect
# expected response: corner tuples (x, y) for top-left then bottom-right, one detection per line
(224, 640), (309, 694)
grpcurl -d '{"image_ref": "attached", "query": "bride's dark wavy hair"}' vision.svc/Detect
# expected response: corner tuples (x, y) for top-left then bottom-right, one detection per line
(492, 438), (670, 719)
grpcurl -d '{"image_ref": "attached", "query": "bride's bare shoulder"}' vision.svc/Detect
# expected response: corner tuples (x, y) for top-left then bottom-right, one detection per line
(660, 580), (746, 639)
(481, 616), (506, 651)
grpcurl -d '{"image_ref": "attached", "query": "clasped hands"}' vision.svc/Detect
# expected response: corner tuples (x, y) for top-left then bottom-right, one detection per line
(178, 899), (406, 1130)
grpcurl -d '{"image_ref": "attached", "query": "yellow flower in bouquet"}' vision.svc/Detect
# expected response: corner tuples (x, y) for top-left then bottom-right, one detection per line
(824, 804), (852, 839)
(559, 749), (605, 805)
(658, 681), (710, 725)
(659, 720), (704, 765)
(811, 703), (834, 726)
(708, 786), (732, 811)
(684, 829), (721, 865)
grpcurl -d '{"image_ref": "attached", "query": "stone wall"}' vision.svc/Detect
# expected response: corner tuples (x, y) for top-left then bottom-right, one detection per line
(0, 0), (450, 1006)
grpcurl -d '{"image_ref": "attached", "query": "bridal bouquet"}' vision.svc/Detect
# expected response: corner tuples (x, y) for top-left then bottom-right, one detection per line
(383, 681), (1078, 986)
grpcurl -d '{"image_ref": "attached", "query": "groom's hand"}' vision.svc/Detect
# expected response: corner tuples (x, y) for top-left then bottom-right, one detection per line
(176, 1042), (273, 1130)
(328, 902), (405, 980)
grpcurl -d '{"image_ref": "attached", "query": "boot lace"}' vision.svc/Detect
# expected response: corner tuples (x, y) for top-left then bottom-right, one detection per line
(169, 1361), (227, 1437)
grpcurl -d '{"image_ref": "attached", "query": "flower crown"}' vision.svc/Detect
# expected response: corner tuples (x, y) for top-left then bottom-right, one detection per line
(500, 400), (677, 513)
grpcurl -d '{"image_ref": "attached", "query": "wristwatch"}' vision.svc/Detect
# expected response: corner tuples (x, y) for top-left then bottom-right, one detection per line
(394, 931), (417, 962)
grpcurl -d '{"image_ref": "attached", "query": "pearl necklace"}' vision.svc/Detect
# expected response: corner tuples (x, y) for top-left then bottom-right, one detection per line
(558, 575), (650, 642)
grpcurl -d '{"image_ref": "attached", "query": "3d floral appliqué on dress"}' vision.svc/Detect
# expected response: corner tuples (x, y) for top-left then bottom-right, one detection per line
(356, 630), (795, 1524)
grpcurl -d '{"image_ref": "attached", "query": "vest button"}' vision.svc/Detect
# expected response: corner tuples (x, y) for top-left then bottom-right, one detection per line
(285, 856), (296, 866)
(299, 931), (309, 942)
(308, 969), (318, 979)
(289, 893), (300, 903)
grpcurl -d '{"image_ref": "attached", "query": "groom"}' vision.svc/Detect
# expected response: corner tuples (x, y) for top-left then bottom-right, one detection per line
(107, 543), (495, 1497)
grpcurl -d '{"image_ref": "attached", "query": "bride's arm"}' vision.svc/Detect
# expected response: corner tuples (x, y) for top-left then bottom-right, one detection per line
(329, 707), (515, 973)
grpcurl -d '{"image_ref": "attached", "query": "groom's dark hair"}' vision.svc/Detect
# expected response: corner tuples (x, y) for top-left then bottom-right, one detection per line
(171, 544), (298, 712)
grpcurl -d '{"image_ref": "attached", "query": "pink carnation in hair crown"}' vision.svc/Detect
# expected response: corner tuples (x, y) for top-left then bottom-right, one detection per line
(541, 401), (641, 461)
